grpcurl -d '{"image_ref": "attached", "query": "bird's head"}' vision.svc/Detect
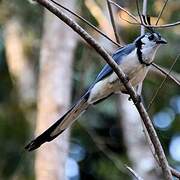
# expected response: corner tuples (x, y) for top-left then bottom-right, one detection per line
(135, 32), (167, 49)
(134, 32), (167, 63)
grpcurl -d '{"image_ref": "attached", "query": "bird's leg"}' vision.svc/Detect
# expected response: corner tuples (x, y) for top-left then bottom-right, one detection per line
(124, 74), (130, 84)
(135, 83), (143, 104)
(134, 94), (142, 105)
(122, 84), (142, 104)
(121, 75), (130, 95)
(121, 76), (142, 104)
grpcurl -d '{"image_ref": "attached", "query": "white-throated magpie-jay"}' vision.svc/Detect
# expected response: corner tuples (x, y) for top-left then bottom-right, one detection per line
(25, 32), (167, 151)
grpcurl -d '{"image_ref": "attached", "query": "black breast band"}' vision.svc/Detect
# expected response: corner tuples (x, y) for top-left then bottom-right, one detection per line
(135, 39), (151, 66)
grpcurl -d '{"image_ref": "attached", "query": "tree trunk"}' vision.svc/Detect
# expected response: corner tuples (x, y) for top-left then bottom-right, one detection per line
(35, 1), (77, 180)
(4, 19), (36, 106)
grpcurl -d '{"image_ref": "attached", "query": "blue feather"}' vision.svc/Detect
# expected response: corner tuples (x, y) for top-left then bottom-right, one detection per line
(94, 43), (135, 83)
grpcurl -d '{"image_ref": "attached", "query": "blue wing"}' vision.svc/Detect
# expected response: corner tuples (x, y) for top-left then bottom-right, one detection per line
(94, 43), (135, 83)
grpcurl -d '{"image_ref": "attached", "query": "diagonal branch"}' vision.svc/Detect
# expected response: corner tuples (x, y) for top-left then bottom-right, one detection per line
(141, 0), (147, 35)
(143, 21), (180, 28)
(136, 0), (144, 30)
(125, 165), (144, 180)
(110, 0), (180, 29)
(148, 55), (180, 110)
(79, 122), (126, 174)
(106, 1), (178, 177)
(151, 63), (180, 86)
(156, 0), (169, 25)
(118, 15), (139, 25)
(49, 0), (120, 47)
(106, 0), (121, 44)
(34, 0), (173, 179)
(109, 0), (139, 23)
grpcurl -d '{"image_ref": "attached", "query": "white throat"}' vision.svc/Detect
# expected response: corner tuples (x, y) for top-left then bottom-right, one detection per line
(141, 44), (160, 64)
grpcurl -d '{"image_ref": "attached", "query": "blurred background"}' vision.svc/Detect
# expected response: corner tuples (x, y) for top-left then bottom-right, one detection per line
(0, 0), (179, 179)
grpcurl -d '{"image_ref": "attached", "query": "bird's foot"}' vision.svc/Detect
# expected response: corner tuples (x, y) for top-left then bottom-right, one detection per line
(134, 95), (142, 105)
(128, 95), (142, 105)
(124, 75), (130, 84)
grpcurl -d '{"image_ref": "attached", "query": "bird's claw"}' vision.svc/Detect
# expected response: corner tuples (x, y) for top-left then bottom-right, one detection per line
(124, 75), (130, 84)
(128, 96), (131, 101)
(128, 95), (142, 105)
(135, 95), (142, 105)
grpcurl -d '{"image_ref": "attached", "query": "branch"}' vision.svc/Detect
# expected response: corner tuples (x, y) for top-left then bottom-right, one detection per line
(125, 165), (144, 180)
(110, 0), (180, 29)
(79, 122), (126, 174)
(141, 0), (147, 35)
(49, 0), (120, 47)
(156, 0), (169, 25)
(141, 121), (180, 178)
(107, 2), (178, 178)
(170, 168), (180, 179)
(106, 0), (121, 44)
(148, 55), (180, 110)
(34, 0), (172, 179)
(151, 63), (180, 86)
(142, 21), (180, 29)
(150, 65), (180, 84)
(136, 0), (144, 33)
(109, 0), (139, 23)
(118, 15), (139, 25)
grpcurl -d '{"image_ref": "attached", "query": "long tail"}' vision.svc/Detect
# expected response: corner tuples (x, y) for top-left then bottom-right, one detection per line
(25, 94), (90, 151)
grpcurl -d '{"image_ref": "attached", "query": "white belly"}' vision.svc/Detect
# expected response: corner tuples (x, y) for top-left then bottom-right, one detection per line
(107, 63), (148, 92)
(88, 51), (149, 104)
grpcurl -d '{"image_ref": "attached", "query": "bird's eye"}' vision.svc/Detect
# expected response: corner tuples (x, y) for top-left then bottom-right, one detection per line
(148, 34), (154, 40)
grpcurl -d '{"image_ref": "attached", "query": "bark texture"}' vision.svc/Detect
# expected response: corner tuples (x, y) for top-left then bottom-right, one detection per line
(35, 1), (77, 179)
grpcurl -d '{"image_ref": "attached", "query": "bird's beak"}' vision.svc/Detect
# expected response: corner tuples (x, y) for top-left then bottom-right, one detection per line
(156, 38), (167, 44)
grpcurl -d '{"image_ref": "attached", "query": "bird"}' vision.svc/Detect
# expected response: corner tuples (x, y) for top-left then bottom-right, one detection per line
(25, 31), (167, 151)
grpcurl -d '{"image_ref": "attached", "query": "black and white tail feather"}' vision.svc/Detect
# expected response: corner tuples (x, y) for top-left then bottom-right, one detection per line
(25, 93), (90, 151)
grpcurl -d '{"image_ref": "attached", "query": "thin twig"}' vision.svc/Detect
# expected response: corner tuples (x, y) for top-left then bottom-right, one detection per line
(136, 0), (144, 32)
(141, 20), (180, 28)
(110, 0), (180, 29)
(151, 63), (180, 86)
(109, 0), (140, 23)
(118, 15), (139, 25)
(49, 0), (120, 47)
(156, 0), (169, 25)
(170, 168), (180, 179)
(150, 65), (180, 84)
(34, 0), (173, 179)
(148, 55), (180, 110)
(141, 115), (180, 178)
(83, 121), (180, 179)
(79, 122), (126, 173)
(136, 0), (154, 33)
(125, 165), (144, 180)
(106, 0), (121, 44)
(141, 0), (147, 35)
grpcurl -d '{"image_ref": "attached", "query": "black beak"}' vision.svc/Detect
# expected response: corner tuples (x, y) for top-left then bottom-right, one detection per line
(156, 38), (167, 44)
